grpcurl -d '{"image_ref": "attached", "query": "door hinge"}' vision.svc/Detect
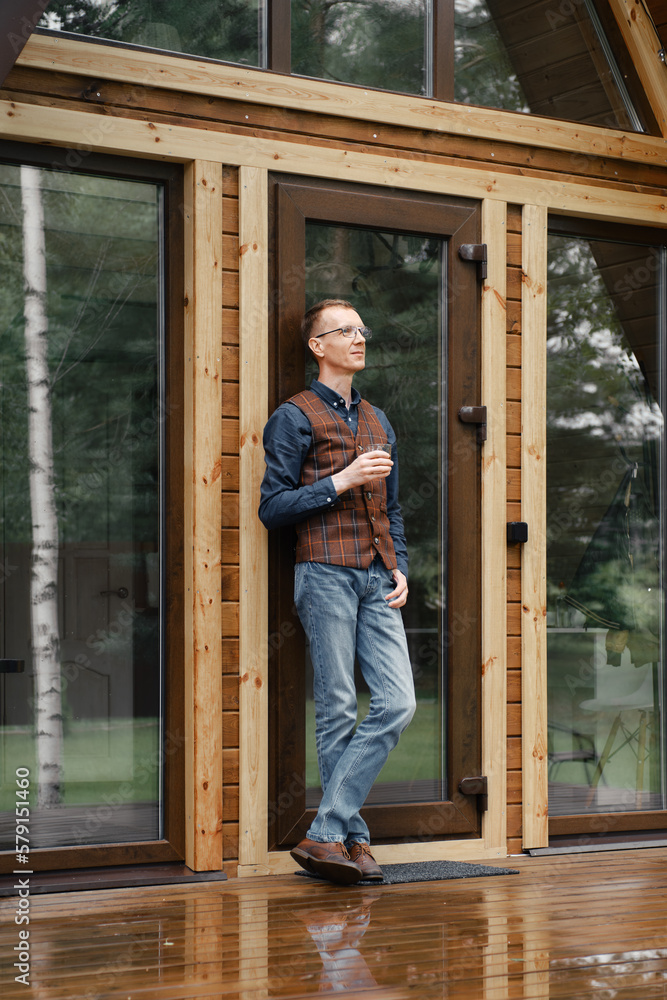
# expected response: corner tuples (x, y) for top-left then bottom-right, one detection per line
(459, 775), (488, 812)
(458, 405), (487, 444)
(459, 243), (488, 281)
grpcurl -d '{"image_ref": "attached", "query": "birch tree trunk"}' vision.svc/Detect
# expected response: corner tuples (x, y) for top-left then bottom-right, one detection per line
(20, 164), (63, 808)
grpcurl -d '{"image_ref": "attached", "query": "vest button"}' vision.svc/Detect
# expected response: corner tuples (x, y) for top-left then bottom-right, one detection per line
(365, 491), (372, 500)
(374, 537), (379, 545)
(370, 515), (375, 522)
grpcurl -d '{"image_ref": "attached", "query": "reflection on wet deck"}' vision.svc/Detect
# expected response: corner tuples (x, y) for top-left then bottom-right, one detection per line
(2, 848), (667, 998)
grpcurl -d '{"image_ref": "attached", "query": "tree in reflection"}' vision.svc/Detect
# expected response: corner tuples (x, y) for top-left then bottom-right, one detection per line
(305, 226), (443, 621)
(41, 0), (260, 64)
(546, 234), (662, 666)
(0, 164), (161, 807)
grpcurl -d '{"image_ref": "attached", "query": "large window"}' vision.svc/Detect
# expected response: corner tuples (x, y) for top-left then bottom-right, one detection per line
(0, 150), (184, 869)
(38, 0), (648, 130)
(546, 218), (666, 835)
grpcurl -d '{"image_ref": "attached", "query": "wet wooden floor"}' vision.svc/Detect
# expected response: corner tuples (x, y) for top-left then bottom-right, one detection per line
(2, 848), (667, 998)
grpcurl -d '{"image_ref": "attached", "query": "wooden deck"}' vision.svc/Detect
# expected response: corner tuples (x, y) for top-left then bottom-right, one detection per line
(2, 848), (667, 998)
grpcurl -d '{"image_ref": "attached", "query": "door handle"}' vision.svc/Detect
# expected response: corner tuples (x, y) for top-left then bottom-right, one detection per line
(99, 587), (129, 599)
(0, 659), (25, 673)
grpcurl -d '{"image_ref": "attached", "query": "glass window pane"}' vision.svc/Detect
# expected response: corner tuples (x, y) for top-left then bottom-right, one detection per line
(303, 224), (445, 806)
(455, 0), (529, 112)
(292, 0), (430, 96)
(0, 164), (164, 848)
(457, 0), (643, 129)
(40, 0), (265, 68)
(547, 230), (665, 816)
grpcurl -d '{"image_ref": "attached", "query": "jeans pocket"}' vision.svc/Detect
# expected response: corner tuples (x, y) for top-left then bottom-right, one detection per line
(294, 561), (306, 605)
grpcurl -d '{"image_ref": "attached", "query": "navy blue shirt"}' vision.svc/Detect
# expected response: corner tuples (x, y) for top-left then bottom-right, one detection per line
(259, 379), (408, 577)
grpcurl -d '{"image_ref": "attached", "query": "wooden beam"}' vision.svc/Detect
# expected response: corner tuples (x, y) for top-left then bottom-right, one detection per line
(238, 166), (269, 871)
(3, 100), (667, 228)
(15, 31), (667, 166)
(608, 0), (667, 137)
(183, 160), (224, 871)
(480, 198), (508, 856)
(520, 204), (549, 851)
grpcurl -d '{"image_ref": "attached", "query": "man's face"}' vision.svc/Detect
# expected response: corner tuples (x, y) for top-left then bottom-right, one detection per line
(310, 306), (367, 376)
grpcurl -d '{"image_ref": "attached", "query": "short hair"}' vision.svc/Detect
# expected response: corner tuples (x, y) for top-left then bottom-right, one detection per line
(301, 299), (355, 351)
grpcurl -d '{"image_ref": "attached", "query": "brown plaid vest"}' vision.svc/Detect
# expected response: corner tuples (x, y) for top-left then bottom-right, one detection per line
(288, 390), (397, 570)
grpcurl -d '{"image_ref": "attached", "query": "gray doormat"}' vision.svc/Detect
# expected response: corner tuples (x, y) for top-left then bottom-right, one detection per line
(298, 860), (519, 885)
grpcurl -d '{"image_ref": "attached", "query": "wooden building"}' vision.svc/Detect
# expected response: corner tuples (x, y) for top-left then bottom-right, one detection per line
(1, 0), (667, 884)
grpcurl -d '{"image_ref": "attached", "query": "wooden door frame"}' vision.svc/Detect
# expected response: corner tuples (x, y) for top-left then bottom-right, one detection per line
(0, 143), (186, 873)
(238, 171), (508, 875)
(268, 174), (484, 847)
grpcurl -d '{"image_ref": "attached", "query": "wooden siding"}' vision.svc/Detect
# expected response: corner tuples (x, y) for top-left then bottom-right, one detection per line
(6, 42), (667, 193)
(221, 167), (241, 877)
(507, 204), (523, 854)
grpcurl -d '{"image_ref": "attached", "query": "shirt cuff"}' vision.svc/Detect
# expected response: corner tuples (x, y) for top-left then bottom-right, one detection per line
(312, 476), (338, 509)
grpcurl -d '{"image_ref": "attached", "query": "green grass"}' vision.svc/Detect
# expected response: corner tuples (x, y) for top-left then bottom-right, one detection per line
(0, 719), (160, 811)
(305, 693), (442, 789)
(3, 701), (440, 816)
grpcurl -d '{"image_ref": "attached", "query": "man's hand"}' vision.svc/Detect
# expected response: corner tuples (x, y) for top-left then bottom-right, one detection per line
(331, 449), (392, 495)
(386, 569), (408, 608)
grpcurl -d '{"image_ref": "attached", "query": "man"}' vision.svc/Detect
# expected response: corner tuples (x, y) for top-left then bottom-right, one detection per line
(259, 299), (416, 885)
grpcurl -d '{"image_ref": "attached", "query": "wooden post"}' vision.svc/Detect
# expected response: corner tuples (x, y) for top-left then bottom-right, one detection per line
(608, 0), (667, 137)
(481, 198), (508, 855)
(521, 203), (549, 850)
(238, 166), (269, 873)
(183, 160), (224, 870)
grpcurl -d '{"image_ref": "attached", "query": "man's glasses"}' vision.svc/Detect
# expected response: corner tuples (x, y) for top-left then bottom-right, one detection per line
(315, 325), (372, 340)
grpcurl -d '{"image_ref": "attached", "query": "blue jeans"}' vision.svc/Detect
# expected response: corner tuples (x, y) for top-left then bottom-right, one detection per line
(294, 557), (416, 845)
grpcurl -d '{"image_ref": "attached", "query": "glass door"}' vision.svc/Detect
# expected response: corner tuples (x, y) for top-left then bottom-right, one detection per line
(0, 153), (183, 870)
(268, 175), (483, 847)
(546, 218), (666, 839)
(302, 225), (446, 808)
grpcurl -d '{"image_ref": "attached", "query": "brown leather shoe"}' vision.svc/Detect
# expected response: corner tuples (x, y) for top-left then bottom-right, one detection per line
(290, 838), (363, 885)
(347, 842), (384, 882)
